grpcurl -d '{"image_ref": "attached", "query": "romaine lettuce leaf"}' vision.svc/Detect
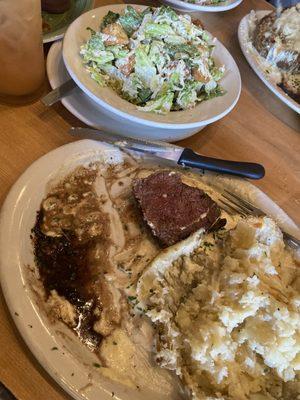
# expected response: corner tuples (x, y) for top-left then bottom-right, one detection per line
(144, 22), (175, 39)
(84, 32), (105, 52)
(153, 6), (179, 23)
(210, 65), (225, 81)
(119, 6), (143, 37)
(165, 43), (200, 59)
(148, 41), (169, 73)
(135, 45), (157, 87)
(82, 49), (114, 65)
(137, 92), (174, 114)
(137, 87), (152, 104)
(141, 7), (154, 17)
(106, 45), (129, 59)
(86, 65), (108, 86)
(176, 81), (198, 109)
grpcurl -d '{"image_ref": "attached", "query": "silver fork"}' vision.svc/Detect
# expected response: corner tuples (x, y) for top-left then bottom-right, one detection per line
(218, 189), (300, 250)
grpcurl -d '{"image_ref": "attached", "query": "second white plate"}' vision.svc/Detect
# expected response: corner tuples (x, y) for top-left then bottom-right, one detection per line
(1, 140), (299, 400)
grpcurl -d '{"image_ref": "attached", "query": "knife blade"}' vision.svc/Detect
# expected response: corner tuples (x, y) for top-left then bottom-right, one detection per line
(41, 79), (77, 106)
(69, 127), (265, 180)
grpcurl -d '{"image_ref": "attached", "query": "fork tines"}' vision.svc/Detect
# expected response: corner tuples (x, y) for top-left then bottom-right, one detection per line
(219, 189), (265, 217)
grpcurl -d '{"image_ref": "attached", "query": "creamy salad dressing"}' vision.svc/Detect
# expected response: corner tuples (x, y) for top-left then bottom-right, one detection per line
(80, 6), (225, 114)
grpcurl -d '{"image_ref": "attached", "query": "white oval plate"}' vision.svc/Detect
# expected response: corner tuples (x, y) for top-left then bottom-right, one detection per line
(1, 140), (299, 400)
(62, 4), (241, 130)
(238, 10), (300, 115)
(160, 0), (244, 13)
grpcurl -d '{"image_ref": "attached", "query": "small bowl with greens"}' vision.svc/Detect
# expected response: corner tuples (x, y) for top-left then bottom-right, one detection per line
(63, 4), (241, 141)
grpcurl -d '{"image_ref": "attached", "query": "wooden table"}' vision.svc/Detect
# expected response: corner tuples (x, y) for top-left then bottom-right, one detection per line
(0, 1), (299, 399)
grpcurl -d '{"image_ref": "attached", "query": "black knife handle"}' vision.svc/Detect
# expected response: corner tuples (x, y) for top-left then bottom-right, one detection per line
(0, 382), (17, 400)
(178, 148), (265, 180)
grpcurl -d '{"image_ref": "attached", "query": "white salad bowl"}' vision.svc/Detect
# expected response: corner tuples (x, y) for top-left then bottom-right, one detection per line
(63, 4), (241, 141)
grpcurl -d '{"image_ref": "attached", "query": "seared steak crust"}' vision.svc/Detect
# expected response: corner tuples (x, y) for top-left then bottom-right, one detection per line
(133, 171), (222, 247)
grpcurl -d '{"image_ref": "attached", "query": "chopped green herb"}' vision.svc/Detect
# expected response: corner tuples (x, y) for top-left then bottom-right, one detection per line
(100, 11), (120, 29)
(93, 363), (101, 368)
(202, 241), (214, 248)
(51, 347), (58, 351)
(86, 27), (96, 35)
(128, 295), (137, 301)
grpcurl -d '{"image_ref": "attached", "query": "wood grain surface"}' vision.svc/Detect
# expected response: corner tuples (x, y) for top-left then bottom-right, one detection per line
(0, 1), (299, 399)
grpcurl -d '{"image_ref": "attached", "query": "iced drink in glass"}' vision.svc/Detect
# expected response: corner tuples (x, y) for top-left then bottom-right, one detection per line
(0, 0), (45, 103)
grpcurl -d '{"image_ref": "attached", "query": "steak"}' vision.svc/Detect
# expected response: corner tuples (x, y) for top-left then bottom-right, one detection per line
(132, 171), (223, 247)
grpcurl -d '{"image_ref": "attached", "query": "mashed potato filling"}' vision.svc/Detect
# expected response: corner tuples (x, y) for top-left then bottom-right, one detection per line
(137, 217), (300, 400)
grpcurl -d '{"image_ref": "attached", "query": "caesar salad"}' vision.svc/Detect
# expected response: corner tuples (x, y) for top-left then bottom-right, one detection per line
(80, 6), (225, 114)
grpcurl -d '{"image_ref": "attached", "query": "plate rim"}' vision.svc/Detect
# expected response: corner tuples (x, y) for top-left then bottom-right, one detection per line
(238, 10), (300, 115)
(160, 0), (244, 12)
(62, 3), (241, 129)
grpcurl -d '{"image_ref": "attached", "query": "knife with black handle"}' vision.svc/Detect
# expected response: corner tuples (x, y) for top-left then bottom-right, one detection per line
(177, 148), (265, 179)
(69, 127), (265, 180)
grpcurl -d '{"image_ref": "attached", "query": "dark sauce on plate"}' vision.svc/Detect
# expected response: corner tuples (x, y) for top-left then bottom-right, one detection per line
(32, 211), (102, 348)
(31, 167), (110, 349)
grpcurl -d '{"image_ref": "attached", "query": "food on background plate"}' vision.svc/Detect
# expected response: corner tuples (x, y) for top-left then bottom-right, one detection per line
(80, 6), (225, 114)
(31, 151), (299, 399)
(250, 5), (300, 103)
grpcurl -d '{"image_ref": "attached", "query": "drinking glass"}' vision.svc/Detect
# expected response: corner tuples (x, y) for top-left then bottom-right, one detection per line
(0, 0), (45, 104)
